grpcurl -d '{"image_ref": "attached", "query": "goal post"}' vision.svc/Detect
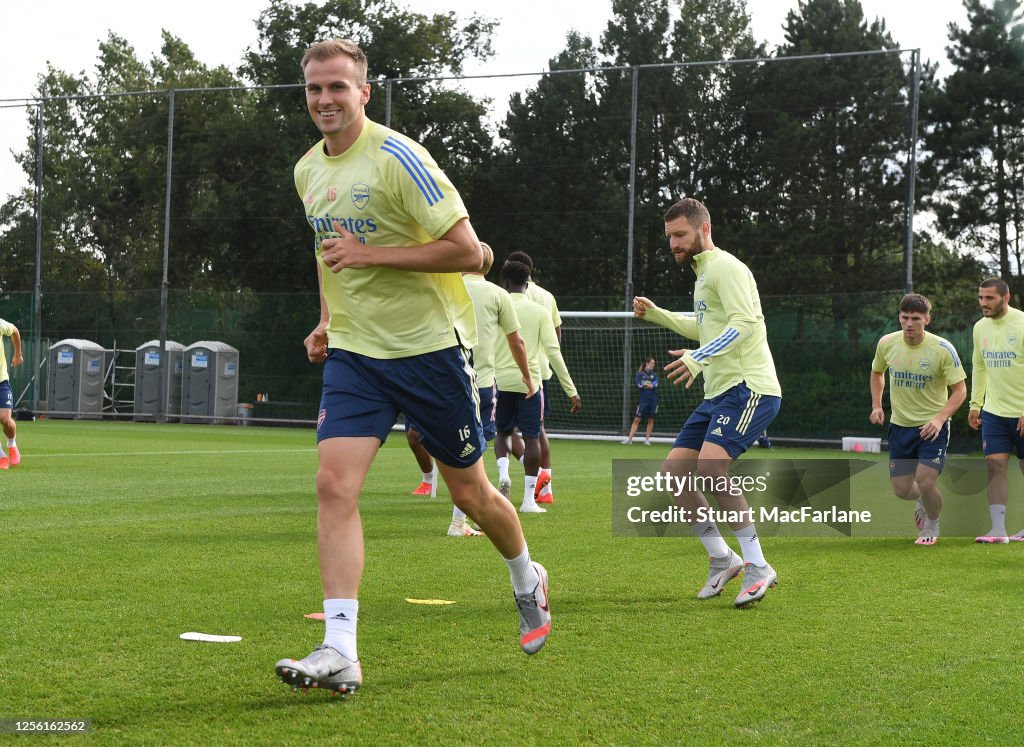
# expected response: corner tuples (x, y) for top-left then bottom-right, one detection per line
(544, 311), (700, 439)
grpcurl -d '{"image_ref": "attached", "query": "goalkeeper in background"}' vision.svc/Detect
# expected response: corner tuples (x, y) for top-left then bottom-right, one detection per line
(633, 197), (781, 608)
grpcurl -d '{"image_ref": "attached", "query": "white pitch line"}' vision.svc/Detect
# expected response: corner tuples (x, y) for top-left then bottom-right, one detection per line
(27, 448), (315, 459)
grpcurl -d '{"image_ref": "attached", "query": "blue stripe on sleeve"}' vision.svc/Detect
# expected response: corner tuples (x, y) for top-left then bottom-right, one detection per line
(939, 341), (961, 368)
(381, 136), (444, 205)
(380, 141), (436, 206)
(692, 328), (739, 362)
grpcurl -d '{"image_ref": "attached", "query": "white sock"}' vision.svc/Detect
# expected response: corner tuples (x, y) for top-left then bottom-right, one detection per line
(733, 524), (767, 567)
(6, 438), (15, 449)
(322, 598), (358, 661)
(451, 505), (466, 524)
(539, 468), (552, 497)
(924, 516), (940, 532)
(523, 475), (538, 506)
(504, 547), (540, 594)
(421, 471), (434, 484)
(497, 457), (510, 482)
(989, 504), (1007, 536)
(692, 518), (731, 558)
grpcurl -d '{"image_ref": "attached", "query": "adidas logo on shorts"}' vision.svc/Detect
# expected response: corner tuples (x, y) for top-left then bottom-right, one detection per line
(459, 443), (477, 458)
(711, 427), (723, 436)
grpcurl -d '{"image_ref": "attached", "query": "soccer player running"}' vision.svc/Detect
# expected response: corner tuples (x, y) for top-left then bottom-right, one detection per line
(0, 318), (23, 469)
(454, 241), (535, 534)
(633, 198), (781, 607)
(275, 39), (552, 696)
(621, 357), (659, 445)
(967, 278), (1024, 543)
(494, 261), (581, 512)
(505, 251), (561, 504)
(869, 294), (967, 546)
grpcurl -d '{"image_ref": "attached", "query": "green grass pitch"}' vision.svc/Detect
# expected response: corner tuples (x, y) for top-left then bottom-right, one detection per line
(2, 420), (1023, 744)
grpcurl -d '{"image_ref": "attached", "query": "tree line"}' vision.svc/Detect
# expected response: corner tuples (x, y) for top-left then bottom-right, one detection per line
(0, 0), (1021, 348)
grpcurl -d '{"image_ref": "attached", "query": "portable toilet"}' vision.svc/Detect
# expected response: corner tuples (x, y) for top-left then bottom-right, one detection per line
(181, 341), (239, 424)
(134, 340), (185, 421)
(47, 339), (105, 419)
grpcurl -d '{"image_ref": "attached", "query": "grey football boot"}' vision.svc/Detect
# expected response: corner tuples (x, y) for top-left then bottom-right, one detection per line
(275, 645), (362, 695)
(515, 562), (551, 655)
(697, 549), (745, 599)
(734, 562), (778, 607)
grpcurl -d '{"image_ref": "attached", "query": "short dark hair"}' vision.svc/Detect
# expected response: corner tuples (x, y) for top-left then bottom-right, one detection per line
(898, 293), (932, 315)
(501, 260), (531, 287)
(663, 197), (711, 227)
(980, 277), (1010, 296)
(505, 251), (534, 273)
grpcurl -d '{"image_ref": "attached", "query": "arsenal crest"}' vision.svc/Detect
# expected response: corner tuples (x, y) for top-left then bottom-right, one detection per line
(352, 183), (370, 210)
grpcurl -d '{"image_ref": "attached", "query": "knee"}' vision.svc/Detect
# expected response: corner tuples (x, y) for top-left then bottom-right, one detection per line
(316, 467), (360, 508)
(449, 480), (490, 514)
(696, 459), (729, 482)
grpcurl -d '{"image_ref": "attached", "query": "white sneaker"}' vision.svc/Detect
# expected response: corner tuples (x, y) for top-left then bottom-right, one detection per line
(520, 502), (547, 513)
(620, 439), (632, 445)
(447, 521), (482, 537)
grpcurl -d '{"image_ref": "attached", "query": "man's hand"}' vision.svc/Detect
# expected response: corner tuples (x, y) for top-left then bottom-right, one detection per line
(524, 376), (537, 398)
(320, 221), (373, 272)
(665, 349), (697, 388)
(869, 407), (885, 426)
(10, 352), (23, 367)
(919, 417), (944, 441)
(632, 296), (656, 318)
(304, 322), (328, 364)
(968, 409), (981, 430)
(568, 395), (582, 413)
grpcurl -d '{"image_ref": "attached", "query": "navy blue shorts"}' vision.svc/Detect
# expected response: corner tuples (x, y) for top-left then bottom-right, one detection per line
(496, 389), (544, 438)
(673, 382), (781, 460)
(635, 396), (658, 421)
(317, 347), (485, 468)
(981, 411), (1024, 459)
(478, 383), (497, 441)
(887, 422), (950, 477)
(542, 378), (552, 419)
(0, 380), (11, 410)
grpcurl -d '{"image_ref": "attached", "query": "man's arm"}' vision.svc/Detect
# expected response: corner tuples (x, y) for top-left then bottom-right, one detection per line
(320, 217), (482, 273)
(968, 326), (986, 429)
(304, 259), (329, 363)
(504, 330), (536, 397)
(869, 370), (886, 425)
(9, 325), (22, 367)
(919, 380), (967, 441)
(539, 317), (580, 411)
(632, 296), (699, 340)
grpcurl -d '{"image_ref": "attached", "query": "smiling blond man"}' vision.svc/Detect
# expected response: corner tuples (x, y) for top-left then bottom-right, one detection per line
(275, 39), (552, 696)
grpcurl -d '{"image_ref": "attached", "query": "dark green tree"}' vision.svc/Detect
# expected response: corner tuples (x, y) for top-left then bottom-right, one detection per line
(741, 0), (913, 343)
(924, 0), (1024, 294)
